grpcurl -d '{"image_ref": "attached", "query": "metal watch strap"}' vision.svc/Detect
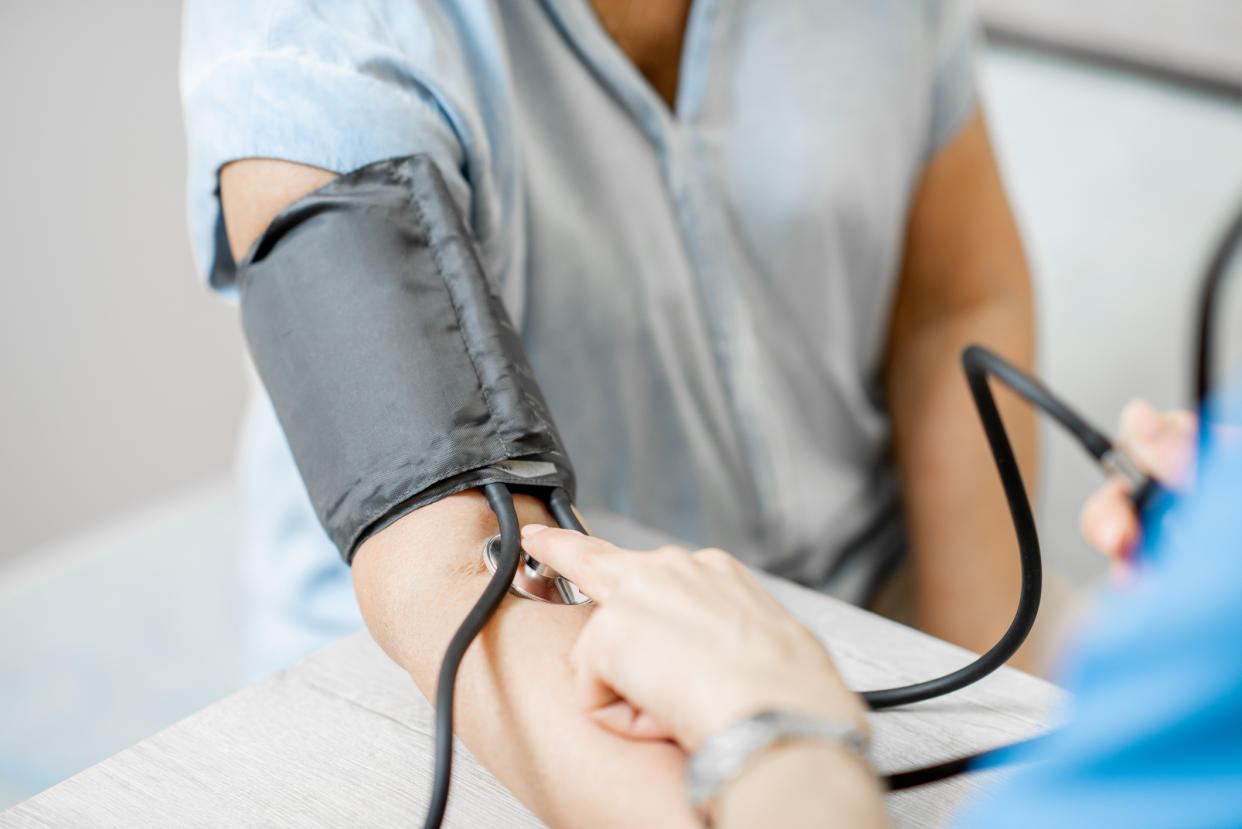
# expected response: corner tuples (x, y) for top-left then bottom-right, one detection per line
(685, 710), (871, 814)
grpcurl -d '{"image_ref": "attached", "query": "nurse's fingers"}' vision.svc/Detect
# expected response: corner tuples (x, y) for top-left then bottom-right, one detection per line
(520, 525), (625, 602)
(1118, 400), (1197, 489)
(589, 700), (674, 742)
(1080, 478), (1141, 560)
(568, 613), (674, 742)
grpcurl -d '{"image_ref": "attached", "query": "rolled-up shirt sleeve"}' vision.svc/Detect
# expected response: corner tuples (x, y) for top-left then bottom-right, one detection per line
(925, 0), (980, 157)
(180, 0), (470, 292)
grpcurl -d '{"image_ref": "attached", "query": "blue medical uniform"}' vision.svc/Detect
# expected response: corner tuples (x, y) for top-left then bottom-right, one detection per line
(956, 394), (1242, 828)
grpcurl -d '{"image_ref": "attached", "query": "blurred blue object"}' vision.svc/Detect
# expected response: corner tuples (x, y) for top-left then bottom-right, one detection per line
(955, 380), (1242, 827)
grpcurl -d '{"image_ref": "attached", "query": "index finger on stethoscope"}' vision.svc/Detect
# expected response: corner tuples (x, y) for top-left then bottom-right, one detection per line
(520, 524), (621, 602)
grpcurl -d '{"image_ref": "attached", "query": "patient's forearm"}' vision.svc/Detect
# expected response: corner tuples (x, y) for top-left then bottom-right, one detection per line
(352, 491), (701, 828)
(223, 158), (696, 824)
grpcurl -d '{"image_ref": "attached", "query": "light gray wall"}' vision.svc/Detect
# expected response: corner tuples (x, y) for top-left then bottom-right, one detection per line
(979, 0), (1242, 85)
(0, 3), (245, 562)
(980, 47), (1242, 583)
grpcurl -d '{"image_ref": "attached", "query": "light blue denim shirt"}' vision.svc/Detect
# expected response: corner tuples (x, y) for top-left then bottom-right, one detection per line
(181, 0), (979, 673)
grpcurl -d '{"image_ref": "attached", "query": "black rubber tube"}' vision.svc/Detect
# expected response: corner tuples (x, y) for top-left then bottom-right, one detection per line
(1195, 200), (1242, 408)
(884, 751), (977, 791)
(860, 346), (1044, 709)
(883, 736), (1046, 791)
(548, 487), (588, 534)
(422, 483), (521, 829)
(880, 190), (1241, 784)
(415, 194), (1238, 797)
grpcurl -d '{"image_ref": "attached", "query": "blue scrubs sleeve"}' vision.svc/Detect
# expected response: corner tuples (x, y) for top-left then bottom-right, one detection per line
(954, 398), (1242, 828)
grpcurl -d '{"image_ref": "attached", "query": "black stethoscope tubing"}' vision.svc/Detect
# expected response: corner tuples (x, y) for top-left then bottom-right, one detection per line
(423, 198), (1242, 823)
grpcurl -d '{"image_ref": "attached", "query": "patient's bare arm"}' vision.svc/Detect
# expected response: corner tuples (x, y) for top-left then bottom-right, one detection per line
(352, 490), (699, 827)
(220, 158), (700, 828)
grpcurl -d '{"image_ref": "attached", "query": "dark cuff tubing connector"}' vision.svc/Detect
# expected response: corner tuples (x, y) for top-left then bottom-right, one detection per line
(236, 155), (575, 562)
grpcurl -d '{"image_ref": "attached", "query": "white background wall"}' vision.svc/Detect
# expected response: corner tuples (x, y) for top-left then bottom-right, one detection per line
(981, 0), (1242, 86)
(0, 2), (245, 563)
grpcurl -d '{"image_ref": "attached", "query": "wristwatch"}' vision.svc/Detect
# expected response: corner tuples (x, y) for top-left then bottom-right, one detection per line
(684, 710), (871, 817)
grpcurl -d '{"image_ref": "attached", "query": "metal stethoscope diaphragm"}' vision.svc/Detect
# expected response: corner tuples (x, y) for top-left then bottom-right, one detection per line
(482, 533), (592, 605)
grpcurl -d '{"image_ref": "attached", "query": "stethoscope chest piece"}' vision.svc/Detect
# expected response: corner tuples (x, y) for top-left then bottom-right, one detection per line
(482, 534), (593, 605)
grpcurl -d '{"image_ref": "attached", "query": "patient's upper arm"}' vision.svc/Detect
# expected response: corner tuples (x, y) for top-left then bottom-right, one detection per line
(219, 158), (338, 264)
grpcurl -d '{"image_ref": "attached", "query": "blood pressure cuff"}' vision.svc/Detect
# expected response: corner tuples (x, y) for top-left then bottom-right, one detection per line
(235, 154), (575, 562)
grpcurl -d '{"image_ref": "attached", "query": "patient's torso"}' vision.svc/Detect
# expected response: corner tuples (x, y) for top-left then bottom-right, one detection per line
(183, 0), (979, 627)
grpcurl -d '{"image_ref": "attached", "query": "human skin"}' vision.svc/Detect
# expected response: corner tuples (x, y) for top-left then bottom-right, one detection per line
(882, 107), (1039, 666)
(1080, 401), (1197, 562)
(215, 3), (1039, 823)
(220, 161), (701, 828)
(520, 523), (887, 829)
(218, 1), (1040, 668)
(516, 532), (875, 829)
(217, 111), (1034, 829)
(517, 406), (1191, 827)
(593, 0), (1043, 668)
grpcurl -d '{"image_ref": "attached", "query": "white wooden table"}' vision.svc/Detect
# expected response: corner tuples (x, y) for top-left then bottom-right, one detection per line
(1, 559), (1060, 828)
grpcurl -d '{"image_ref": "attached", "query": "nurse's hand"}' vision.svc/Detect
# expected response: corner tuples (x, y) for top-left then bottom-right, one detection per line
(519, 525), (867, 752)
(1080, 400), (1196, 561)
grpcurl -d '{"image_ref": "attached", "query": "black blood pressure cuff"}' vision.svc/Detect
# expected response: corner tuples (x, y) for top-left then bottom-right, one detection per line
(236, 155), (575, 562)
